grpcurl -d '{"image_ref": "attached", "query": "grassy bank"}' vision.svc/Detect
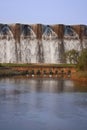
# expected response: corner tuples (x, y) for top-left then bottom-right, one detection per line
(1, 63), (86, 81)
(0, 63), (76, 67)
(0, 63), (75, 77)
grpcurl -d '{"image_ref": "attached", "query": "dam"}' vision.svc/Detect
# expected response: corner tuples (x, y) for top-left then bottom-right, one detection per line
(0, 23), (87, 64)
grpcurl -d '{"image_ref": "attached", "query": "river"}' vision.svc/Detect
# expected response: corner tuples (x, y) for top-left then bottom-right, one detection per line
(0, 78), (87, 130)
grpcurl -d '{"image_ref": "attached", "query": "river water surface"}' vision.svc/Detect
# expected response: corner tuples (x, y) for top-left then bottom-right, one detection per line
(0, 78), (87, 130)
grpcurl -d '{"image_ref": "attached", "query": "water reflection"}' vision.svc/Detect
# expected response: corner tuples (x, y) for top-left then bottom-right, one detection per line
(0, 78), (87, 97)
(0, 78), (87, 130)
(0, 78), (79, 96)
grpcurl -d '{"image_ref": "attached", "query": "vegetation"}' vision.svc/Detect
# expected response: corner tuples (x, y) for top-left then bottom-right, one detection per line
(0, 49), (87, 80)
(64, 49), (87, 80)
(77, 49), (87, 70)
(64, 49), (79, 64)
(0, 63), (32, 67)
(0, 63), (75, 68)
(64, 48), (87, 71)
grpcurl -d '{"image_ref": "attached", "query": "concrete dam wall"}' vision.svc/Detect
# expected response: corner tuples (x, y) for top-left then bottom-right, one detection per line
(0, 23), (87, 64)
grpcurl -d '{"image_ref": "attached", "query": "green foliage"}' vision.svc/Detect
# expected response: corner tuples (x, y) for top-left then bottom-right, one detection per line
(78, 49), (87, 70)
(0, 63), (76, 68)
(64, 49), (79, 64)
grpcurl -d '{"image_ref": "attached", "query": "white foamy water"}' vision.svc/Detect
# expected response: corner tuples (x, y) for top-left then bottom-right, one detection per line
(42, 26), (60, 63)
(0, 24), (87, 64)
(0, 26), (16, 63)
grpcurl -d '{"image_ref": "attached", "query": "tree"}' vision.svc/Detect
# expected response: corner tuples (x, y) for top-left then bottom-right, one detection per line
(65, 49), (79, 64)
(78, 49), (87, 70)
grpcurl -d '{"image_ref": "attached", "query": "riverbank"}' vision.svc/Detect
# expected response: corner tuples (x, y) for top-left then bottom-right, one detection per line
(0, 63), (75, 77)
(71, 71), (87, 82)
(0, 63), (87, 82)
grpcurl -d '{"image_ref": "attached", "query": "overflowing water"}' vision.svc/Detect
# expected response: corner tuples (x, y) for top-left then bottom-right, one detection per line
(0, 78), (87, 130)
(0, 24), (87, 64)
(42, 27), (60, 63)
(0, 26), (16, 63)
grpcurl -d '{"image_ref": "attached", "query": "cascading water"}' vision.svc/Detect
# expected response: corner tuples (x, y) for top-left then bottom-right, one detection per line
(82, 26), (87, 49)
(64, 26), (82, 52)
(83, 39), (87, 48)
(20, 25), (39, 63)
(0, 25), (16, 63)
(0, 24), (87, 64)
(42, 26), (61, 63)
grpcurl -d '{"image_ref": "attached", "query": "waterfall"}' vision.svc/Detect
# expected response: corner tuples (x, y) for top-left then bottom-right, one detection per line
(42, 26), (60, 63)
(64, 26), (82, 52)
(19, 25), (39, 63)
(0, 24), (87, 64)
(0, 25), (16, 63)
(64, 39), (82, 52)
(20, 38), (39, 63)
(82, 39), (87, 49)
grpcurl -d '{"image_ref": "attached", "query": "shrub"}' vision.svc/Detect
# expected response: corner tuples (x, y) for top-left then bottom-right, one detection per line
(77, 49), (87, 70)
(64, 49), (79, 64)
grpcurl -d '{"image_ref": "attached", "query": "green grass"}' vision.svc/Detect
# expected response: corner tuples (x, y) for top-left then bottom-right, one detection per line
(0, 63), (76, 67)
(0, 63), (32, 67)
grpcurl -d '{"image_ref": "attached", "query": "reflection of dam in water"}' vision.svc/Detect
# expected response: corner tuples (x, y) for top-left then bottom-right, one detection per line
(0, 78), (75, 94)
(0, 24), (87, 63)
(0, 78), (87, 130)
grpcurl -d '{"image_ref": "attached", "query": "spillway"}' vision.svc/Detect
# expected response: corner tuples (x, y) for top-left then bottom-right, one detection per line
(0, 24), (87, 64)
